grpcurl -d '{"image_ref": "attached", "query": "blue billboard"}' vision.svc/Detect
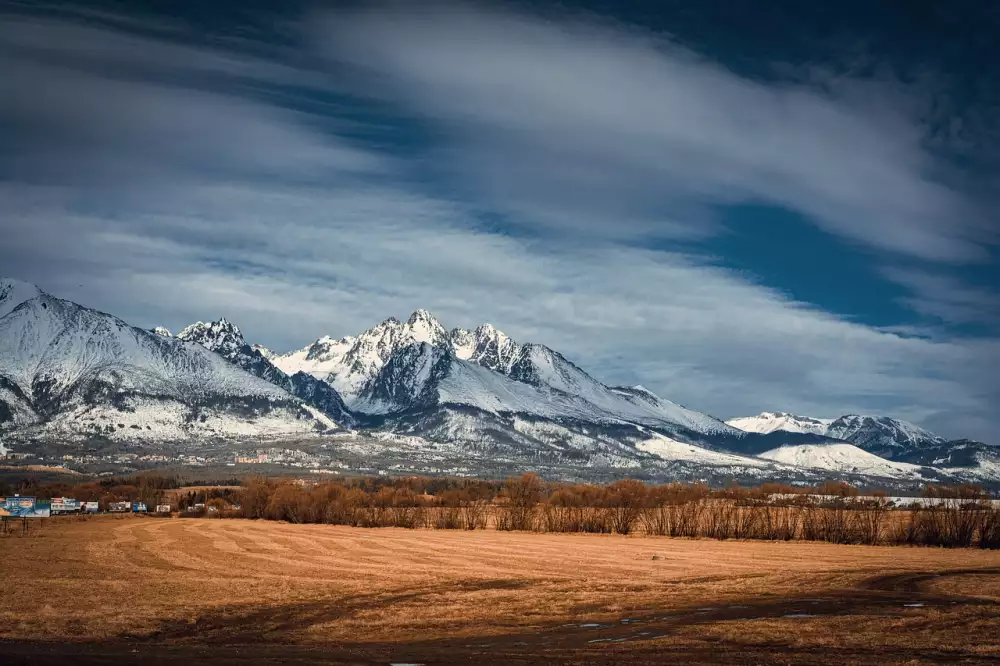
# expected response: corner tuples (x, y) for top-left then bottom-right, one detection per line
(0, 497), (51, 518)
(132, 502), (148, 513)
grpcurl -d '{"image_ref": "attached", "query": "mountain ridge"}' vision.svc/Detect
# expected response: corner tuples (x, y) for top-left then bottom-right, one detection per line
(177, 318), (354, 426)
(0, 284), (336, 443)
(2, 278), (995, 484)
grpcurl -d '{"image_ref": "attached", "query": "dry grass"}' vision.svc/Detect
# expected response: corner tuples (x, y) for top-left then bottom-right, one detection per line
(1, 515), (999, 664)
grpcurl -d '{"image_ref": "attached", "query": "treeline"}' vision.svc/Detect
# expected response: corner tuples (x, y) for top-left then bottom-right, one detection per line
(0, 472), (181, 509)
(228, 475), (1000, 549)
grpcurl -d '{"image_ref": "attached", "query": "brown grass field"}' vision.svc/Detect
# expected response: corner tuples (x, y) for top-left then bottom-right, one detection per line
(2, 515), (1000, 665)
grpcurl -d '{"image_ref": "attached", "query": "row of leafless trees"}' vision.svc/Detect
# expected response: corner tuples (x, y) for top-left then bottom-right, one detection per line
(890, 499), (1000, 548)
(238, 476), (491, 530)
(230, 474), (999, 548)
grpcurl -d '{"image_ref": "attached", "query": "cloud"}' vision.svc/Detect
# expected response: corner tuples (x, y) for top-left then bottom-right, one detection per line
(3, 179), (998, 441)
(313, 2), (993, 262)
(0, 5), (996, 442)
(881, 266), (1000, 331)
(0, 14), (382, 187)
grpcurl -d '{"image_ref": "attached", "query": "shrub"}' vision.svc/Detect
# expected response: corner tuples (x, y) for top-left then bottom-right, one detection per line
(496, 474), (541, 532)
(603, 479), (647, 535)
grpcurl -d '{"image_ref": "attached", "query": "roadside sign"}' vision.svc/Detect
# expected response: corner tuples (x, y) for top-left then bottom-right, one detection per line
(84, 502), (99, 513)
(155, 505), (171, 513)
(108, 501), (131, 513)
(132, 502), (148, 513)
(51, 498), (82, 513)
(0, 497), (51, 518)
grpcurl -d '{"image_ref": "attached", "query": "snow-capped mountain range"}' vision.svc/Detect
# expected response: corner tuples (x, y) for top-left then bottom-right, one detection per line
(0, 278), (336, 443)
(263, 310), (541, 406)
(725, 411), (999, 481)
(176, 319), (354, 425)
(1, 277), (996, 485)
(725, 412), (958, 461)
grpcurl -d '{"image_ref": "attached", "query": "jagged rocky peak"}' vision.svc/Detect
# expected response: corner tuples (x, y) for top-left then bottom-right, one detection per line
(458, 322), (522, 371)
(475, 322), (512, 342)
(177, 317), (245, 351)
(152, 326), (172, 338)
(450, 327), (476, 358)
(301, 335), (353, 362)
(405, 308), (448, 344)
(178, 317), (292, 384)
(352, 310), (448, 359)
(355, 341), (453, 413)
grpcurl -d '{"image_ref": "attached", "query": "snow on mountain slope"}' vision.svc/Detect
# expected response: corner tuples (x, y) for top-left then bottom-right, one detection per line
(269, 335), (354, 376)
(607, 385), (740, 436)
(758, 443), (925, 480)
(0, 283), (332, 441)
(268, 311), (735, 438)
(726, 412), (833, 435)
(446, 326), (738, 435)
(0, 297), (285, 401)
(895, 439), (1000, 482)
(636, 430), (769, 468)
(0, 278), (43, 320)
(152, 326), (172, 337)
(451, 323), (522, 370)
(270, 310), (448, 401)
(178, 318), (288, 386)
(355, 343), (744, 450)
(354, 343), (590, 418)
(12, 396), (335, 443)
(177, 317), (352, 425)
(948, 452), (1000, 483)
(825, 415), (945, 458)
(726, 411), (967, 465)
(449, 327), (738, 436)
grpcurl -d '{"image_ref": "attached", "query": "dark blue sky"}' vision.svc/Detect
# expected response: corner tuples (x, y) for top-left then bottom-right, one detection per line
(0, 0), (997, 439)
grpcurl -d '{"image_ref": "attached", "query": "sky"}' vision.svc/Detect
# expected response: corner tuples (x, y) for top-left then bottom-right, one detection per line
(1, 0), (998, 440)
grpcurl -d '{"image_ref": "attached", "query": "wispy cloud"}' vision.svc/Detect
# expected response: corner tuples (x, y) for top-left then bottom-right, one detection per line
(881, 266), (1000, 330)
(0, 13), (380, 187)
(314, 2), (993, 262)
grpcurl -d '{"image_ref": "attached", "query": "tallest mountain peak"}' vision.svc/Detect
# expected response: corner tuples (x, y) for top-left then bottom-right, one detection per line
(404, 309), (447, 345)
(407, 308), (439, 326)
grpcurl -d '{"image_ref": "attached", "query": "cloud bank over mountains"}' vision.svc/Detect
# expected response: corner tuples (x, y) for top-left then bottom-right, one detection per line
(0, 1), (996, 441)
